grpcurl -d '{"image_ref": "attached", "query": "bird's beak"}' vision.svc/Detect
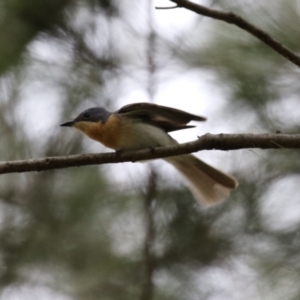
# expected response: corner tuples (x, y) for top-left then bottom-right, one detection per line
(60, 121), (74, 127)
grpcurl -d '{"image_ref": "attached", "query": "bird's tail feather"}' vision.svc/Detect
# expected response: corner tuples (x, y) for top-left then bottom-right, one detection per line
(166, 154), (238, 207)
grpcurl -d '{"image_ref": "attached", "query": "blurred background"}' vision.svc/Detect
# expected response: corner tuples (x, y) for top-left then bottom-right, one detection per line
(1, 0), (300, 299)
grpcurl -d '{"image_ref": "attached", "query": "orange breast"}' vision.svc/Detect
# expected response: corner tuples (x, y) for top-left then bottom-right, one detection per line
(74, 115), (125, 150)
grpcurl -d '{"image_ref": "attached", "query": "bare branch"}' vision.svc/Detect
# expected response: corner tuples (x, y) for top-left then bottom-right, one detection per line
(0, 133), (299, 175)
(169, 0), (300, 68)
(155, 5), (178, 9)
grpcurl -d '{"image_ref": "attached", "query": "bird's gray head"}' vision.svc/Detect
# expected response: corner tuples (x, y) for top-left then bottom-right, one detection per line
(60, 107), (111, 127)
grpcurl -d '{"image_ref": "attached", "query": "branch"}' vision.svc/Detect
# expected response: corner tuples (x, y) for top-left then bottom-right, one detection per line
(155, 5), (178, 9)
(168, 0), (300, 68)
(0, 133), (299, 175)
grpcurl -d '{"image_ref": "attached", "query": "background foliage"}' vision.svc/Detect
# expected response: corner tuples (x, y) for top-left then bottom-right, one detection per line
(1, 0), (300, 299)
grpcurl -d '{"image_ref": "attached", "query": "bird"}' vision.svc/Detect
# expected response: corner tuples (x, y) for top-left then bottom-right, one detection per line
(61, 102), (238, 206)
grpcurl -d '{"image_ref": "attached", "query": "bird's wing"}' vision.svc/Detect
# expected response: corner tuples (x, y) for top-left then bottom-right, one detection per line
(116, 103), (206, 132)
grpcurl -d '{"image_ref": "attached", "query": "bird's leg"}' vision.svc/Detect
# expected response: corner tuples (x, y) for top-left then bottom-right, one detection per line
(148, 146), (156, 153)
(115, 149), (124, 156)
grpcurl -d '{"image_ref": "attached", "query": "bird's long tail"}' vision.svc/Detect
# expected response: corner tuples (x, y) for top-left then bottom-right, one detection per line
(165, 154), (238, 207)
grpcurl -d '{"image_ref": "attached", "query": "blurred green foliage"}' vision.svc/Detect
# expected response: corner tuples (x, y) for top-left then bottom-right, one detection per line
(1, 0), (300, 299)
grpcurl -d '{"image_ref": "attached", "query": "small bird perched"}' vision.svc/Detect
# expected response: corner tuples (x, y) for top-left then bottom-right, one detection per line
(61, 103), (238, 206)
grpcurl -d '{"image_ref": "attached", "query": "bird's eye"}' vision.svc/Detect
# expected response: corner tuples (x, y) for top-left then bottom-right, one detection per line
(83, 112), (90, 119)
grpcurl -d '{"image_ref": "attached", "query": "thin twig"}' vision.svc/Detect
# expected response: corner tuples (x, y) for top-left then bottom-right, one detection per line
(0, 133), (299, 175)
(155, 5), (178, 9)
(169, 0), (300, 68)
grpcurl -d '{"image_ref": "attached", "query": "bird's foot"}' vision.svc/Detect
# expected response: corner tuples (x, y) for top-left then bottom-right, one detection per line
(148, 146), (156, 153)
(115, 150), (124, 156)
